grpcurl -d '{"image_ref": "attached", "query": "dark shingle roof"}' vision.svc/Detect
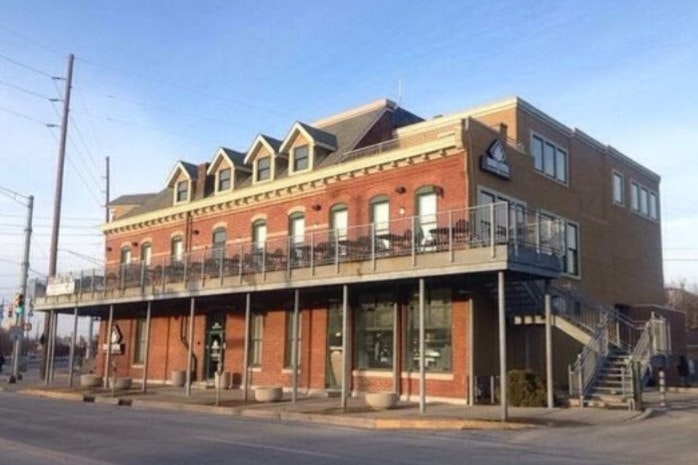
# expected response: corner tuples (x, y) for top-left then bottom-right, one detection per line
(110, 193), (157, 206)
(117, 188), (174, 220)
(181, 161), (198, 179)
(221, 147), (245, 166)
(297, 122), (337, 150)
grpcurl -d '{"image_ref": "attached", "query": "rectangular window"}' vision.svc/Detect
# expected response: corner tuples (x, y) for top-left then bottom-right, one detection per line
(171, 237), (183, 262)
(176, 180), (188, 202)
(630, 183), (640, 211)
(405, 288), (452, 372)
(564, 223), (579, 276)
(133, 318), (147, 364)
(292, 145), (309, 172)
(532, 135), (543, 171)
(256, 157), (271, 182)
(640, 187), (649, 216)
(249, 313), (263, 367)
(217, 168), (231, 191)
(649, 192), (658, 220)
(283, 311), (302, 368)
(531, 134), (568, 183)
(354, 293), (394, 370)
(120, 247), (132, 265)
(613, 172), (624, 204)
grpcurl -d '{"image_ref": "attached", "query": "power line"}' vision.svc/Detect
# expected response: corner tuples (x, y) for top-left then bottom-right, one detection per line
(0, 51), (54, 78)
(0, 78), (52, 100)
(0, 104), (48, 126)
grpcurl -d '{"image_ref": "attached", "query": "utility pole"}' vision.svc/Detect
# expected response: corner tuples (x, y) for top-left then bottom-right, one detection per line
(41, 53), (74, 381)
(10, 195), (33, 383)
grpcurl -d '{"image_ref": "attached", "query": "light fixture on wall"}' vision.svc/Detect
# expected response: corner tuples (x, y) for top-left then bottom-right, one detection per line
(193, 229), (200, 235)
(398, 207), (406, 216)
(131, 241), (139, 247)
(434, 186), (444, 197)
(394, 186), (406, 194)
(311, 204), (322, 211)
(106, 246), (112, 252)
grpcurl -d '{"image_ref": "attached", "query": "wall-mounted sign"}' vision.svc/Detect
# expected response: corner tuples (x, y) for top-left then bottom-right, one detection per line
(480, 140), (511, 179)
(101, 324), (125, 354)
(46, 275), (76, 296)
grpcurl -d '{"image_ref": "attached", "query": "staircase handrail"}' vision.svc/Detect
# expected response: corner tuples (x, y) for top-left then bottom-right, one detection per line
(568, 313), (610, 399)
(620, 313), (671, 398)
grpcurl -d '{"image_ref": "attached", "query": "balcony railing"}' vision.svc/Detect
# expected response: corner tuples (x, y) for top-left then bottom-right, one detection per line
(32, 203), (564, 304)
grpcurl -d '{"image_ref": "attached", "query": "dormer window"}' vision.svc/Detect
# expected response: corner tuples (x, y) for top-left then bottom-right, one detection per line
(217, 167), (231, 192)
(176, 180), (189, 203)
(292, 145), (309, 172)
(257, 157), (271, 182)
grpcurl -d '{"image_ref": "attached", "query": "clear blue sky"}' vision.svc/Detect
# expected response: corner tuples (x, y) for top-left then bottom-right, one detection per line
(2, 0), (698, 324)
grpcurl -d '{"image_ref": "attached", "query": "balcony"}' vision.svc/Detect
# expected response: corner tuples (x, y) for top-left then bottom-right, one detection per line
(32, 203), (564, 310)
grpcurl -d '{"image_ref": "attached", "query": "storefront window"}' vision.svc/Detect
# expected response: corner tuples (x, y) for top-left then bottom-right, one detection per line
(354, 292), (394, 370)
(405, 287), (452, 372)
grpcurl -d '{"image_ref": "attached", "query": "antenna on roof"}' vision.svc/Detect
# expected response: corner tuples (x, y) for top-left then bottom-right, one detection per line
(397, 77), (403, 107)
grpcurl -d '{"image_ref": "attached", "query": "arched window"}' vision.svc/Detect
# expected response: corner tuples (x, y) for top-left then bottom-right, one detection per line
(212, 227), (227, 261)
(415, 186), (438, 249)
(370, 195), (390, 249)
(140, 243), (152, 266)
(120, 246), (132, 265)
(329, 204), (348, 241)
(252, 220), (267, 250)
(171, 236), (184, 262)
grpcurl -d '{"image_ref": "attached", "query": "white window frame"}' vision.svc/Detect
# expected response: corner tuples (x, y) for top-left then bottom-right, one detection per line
(216, 167), (232, 193)
(291, 144), (310, 173)
(256, 157), (271, 183)
(630, 182), (640, 211)
(175, 180), (189, 204)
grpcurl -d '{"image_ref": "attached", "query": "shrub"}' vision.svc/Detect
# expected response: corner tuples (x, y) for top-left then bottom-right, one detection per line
(508, 369), (547, 407)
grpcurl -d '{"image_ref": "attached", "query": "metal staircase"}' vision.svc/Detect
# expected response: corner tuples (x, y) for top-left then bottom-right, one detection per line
(488, 279), (671, 408)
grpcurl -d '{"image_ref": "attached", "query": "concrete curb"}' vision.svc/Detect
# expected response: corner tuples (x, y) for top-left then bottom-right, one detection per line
(13, 388), (648, 431)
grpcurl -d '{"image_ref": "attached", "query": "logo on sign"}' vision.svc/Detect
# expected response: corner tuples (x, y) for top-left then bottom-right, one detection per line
(480, 139), (511, 179)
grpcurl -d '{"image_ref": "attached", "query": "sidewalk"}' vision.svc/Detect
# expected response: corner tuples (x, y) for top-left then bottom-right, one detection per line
(3, 372), (695, 430)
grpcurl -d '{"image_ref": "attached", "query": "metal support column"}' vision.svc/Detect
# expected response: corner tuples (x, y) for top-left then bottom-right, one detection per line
(185, 297), (195, 397)
(392, 301), (399, 394)
(498, 271), (508, 422)
(292, 289), (300, 403)
(68, 306), (79, 387)
(419, 278), (426, 414)
(544, 281), (554, 409)
(44, 311), (54, 386)
(242, 293), (251, 402)
(49, 311), (58, 383)
(103, 305), (114, 388)
(341, 284), (349, 409)
(142, 301), (152, 393)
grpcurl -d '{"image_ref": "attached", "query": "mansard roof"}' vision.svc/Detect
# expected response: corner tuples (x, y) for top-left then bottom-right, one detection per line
(279, 121), (337, 153)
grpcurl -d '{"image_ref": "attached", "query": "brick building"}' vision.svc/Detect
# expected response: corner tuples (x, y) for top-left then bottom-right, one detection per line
(34, 97), (673, 410)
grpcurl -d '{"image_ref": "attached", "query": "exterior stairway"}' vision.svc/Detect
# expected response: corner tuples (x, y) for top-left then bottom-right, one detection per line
(486, 278), (670, 409)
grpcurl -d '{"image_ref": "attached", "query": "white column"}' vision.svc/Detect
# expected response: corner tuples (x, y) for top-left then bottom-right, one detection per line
(185, 297), (195, 397)
(419, 278), (426, 414)
(545, 282), (554, 409)
(498, 271), (508, 422)
(142, 301), (152, 393)
(341, 285), (349, 409)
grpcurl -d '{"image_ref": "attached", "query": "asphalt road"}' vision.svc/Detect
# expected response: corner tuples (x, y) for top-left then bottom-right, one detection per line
(0, 392), (695, 465)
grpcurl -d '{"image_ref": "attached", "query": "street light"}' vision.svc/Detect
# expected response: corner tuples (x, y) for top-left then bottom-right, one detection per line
(0, 186), (34, 383)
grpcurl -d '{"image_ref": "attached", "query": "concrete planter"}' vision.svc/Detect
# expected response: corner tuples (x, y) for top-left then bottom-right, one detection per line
(255, 386), (283, 402)
(365, 392), (398, 410)
(214, 372), (231, 390)
(80, 374), (102, 388)
(113, 377), (132, 390)
(171, 370), (186, 387)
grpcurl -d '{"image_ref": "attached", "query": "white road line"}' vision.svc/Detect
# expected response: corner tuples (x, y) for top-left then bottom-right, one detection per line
(0, 437), (116, 465)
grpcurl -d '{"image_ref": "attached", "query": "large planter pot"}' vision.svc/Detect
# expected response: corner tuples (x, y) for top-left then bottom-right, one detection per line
(80, 374), (102, 388)
(365, 392), (398, 410)
(254, 386), (283, 402)
(215, 372), (231, 390)
(171, 370), (186, 387)
(113, 377), (132, 390)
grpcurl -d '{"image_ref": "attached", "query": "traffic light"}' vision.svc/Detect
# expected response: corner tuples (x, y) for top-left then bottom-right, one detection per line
(14, 293), (24, 315)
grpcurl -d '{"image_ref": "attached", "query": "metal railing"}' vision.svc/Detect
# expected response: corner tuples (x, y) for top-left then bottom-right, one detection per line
(32, 203), (565, 303)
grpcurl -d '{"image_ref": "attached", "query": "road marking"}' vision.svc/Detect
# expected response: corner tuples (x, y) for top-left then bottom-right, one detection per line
(198, 435), (345, 459)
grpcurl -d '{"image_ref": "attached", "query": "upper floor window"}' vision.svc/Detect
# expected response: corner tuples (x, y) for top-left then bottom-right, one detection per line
(176, 180), (189, 203)
(649, 192), (658, 220)
(330, 204), (348, 240)
(212, 227), (226, 260)
(217, 167), (231, 192)
(292, 145), (309, 172)
(171, 236), (183, 262)
(564, 223), (579, 276)
(256, 157), (271, 182)
(640, 187), (649, 216)
(630, 182), (640, 211)
(612, 172), (624, 205)
(120, 247), (132, 265)
(252, 220), (267, 250)
(531, 134), (568, 183)
(140, 243), (152, 266)
(289, 212), (305, 245)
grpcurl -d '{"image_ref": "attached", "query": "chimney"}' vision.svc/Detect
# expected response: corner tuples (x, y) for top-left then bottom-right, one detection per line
(499, 123), (508, 143)
(194, 163), (209, 200)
